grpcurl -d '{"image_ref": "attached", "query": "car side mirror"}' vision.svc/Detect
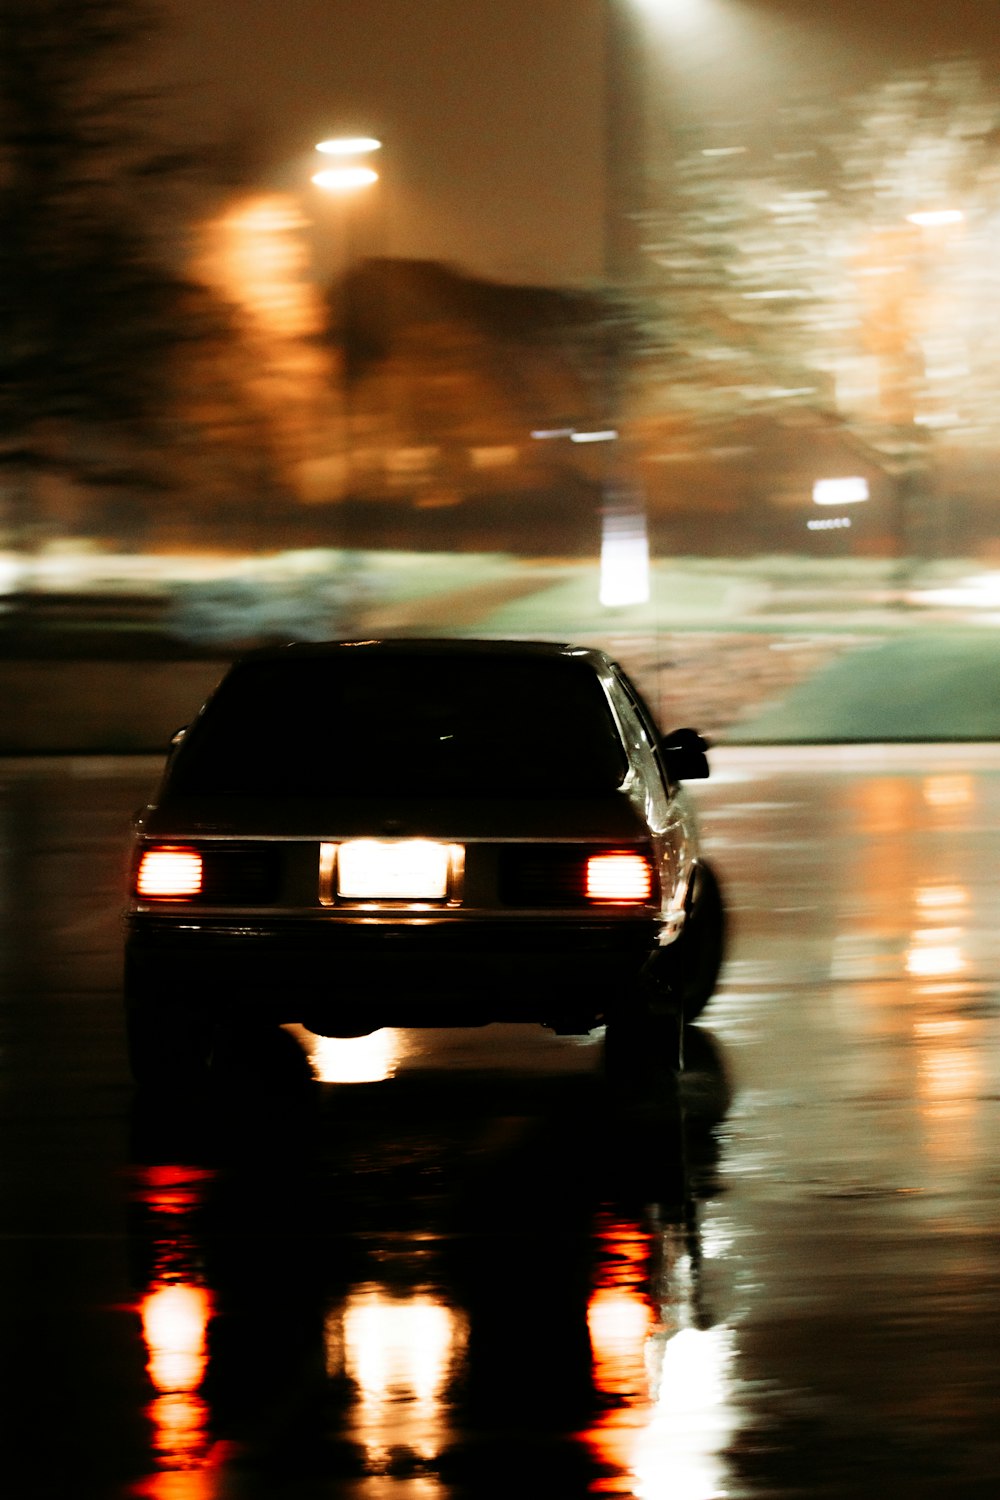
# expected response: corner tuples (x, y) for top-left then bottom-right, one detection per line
(162, 726), (188, 772)
(661, 726), (710, 781)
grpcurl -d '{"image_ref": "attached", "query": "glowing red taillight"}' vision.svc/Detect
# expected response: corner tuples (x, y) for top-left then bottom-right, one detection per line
(136, 847), (203, 899)
(585, 851), (653, 904)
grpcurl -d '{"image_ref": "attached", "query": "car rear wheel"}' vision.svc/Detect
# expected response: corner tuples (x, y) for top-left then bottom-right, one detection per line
(663, 860), (726, 1023)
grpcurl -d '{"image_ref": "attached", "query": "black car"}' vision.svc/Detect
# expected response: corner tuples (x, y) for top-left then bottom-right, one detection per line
(124, 639), (725, 1085)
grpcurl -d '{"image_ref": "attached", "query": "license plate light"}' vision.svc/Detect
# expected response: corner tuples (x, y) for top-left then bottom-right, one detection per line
(334, 839), (460, 901)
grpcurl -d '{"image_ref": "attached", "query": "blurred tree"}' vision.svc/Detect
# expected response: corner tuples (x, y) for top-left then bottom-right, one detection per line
(0, 0), (291, 561)
(193, 191), (343, 515)
(632, 60), (1000, 552)
(0, 0), (180, 544)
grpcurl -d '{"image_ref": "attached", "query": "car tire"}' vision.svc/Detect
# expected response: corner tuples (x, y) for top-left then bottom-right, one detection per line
(664, 860), (727, 1023)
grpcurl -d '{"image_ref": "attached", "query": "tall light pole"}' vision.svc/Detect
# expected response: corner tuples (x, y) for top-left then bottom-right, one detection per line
(311, 136), (383, 502)
(897, 208), (964, 592)
(854, 207), (965, 594)
(600, 1), (651, 607)
(310, 135), (382, 284)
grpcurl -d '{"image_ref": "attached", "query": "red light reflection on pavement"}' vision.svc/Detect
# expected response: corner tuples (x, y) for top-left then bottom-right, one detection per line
(584, 1212), (737, 1499)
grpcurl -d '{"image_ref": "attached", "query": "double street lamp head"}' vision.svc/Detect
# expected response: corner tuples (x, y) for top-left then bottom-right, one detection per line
(312, 136), (382, 193)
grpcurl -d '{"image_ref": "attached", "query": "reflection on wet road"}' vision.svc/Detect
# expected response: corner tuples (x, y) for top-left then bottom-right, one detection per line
(1, 746), (999, 1497)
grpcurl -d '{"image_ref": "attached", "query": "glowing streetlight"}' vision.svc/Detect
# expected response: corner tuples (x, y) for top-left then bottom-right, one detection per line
(316, 136), (382, 157)
(312, 136), (382, 192)
(906, 209), (964, 229)
(309, 135), (385, 501)
(312, 164), (379, 192)
(312, 135), (382, 193)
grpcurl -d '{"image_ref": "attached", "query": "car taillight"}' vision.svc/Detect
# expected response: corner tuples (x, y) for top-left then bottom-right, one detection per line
(585, 851), (653, 904)
(136, 847), (203, 899)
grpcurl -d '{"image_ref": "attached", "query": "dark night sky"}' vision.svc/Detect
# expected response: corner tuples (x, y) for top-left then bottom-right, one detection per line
(155, 0), (1000, 288)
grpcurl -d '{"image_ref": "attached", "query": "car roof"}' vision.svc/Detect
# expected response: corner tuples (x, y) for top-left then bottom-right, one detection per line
(233, 638), (614, 667)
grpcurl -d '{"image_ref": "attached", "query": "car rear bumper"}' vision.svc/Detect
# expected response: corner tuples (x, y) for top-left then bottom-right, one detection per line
(124, 912), (668, 1032)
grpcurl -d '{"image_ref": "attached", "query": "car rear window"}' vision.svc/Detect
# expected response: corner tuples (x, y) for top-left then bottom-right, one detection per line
(166, 653), (628, 798)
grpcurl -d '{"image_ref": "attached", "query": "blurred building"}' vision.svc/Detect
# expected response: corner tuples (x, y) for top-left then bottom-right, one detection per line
(306, 258), (618, 556)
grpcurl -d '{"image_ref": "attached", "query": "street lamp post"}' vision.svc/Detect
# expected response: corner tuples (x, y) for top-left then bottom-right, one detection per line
(310, 136), (383, 503)
(859, 208), (965, 597)
(599, 0), (651, 609)
(310, 134), (382, 287)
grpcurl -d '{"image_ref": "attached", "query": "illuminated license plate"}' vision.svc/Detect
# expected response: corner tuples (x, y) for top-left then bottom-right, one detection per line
(335, 839), (460, 900)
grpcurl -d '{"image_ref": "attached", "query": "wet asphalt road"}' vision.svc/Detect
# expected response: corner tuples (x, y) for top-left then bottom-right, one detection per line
(1, 746), (999, 1499)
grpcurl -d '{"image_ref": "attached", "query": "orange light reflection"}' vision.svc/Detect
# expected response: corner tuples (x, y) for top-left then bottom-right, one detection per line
(297, 1027), (402, 1083)
(905, 929), (964, 978)
(585, 1215), (737, 1496)
(326, 1288), (467, 1466)
(916, 1017), (979, 1099)
(915, 884), (967, 916)
(588, 1287), (654, 1398)
(854, 777), (916, 834)
(922, 774), (974, 812)
(140, 1281), (213, 1471)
